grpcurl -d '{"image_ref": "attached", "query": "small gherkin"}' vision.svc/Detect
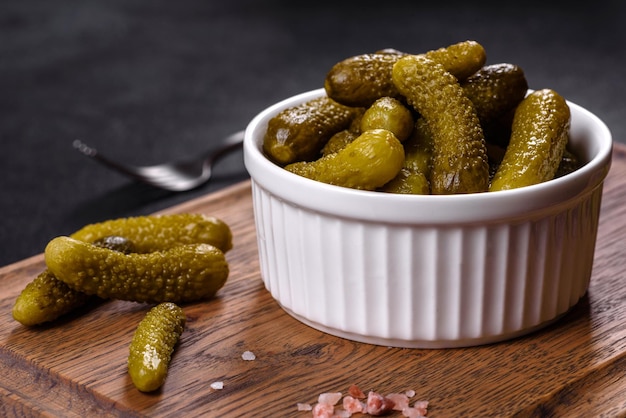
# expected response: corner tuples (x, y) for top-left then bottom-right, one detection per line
(12, 269), (94, 327)
(489, 89), (571, 191)
(12, 235), (134, 326)
(262, 96), (361, 166)
(285, 128), (405, 191)
(392, 54), (490, 194)
(70, 213), (233, 254)
(324, 40), (487, 107)
(12, 213), (232, 326)
(45, 237), (229, 303)
(128, 302), (186, 392)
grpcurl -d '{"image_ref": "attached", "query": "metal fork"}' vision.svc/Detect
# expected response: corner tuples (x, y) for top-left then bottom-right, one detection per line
(72, 130), (245, 192)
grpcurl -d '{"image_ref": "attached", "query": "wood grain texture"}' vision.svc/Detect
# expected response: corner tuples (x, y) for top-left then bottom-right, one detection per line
(1, 146), (626, 417)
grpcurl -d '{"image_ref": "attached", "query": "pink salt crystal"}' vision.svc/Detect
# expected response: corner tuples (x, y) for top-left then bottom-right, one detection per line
(318, 392), (343, 406)
(348, 384), (366, 399)
(312, 402), (335, 418)
(297, 403), (313, 411)
(365, 391), (395, 415)
(386, 393), (410, 411)
(342, 395), (365, 413)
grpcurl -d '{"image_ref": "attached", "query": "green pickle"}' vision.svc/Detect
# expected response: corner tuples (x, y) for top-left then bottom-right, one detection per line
(321, 109), (364, 156)
(321, 129), (359, 156)
(360, 97), (414, 142)
(461, 63), (529, 127)
(262, 96), (361, 166)
(45, 236), (229, 303)
(382, 118), (434, 195)
(71, 213), (233, 254)
(12, 269), (94, 327)
(490, 89), (571, 191)
(128, 302), (186, 392)
(12, 235), (135, 326)
(325, 40), (486, 107)
(12, 214), (232, 326)
(392, 54), (489, 194)
(285, 128), (405, 190)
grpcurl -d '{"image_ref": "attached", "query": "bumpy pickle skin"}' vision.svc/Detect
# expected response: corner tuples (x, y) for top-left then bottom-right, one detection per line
(285, 128), (405, 191)
(461, 63), (529, 127)
(392, 54), (489, 194)
(381, 168), (430, 194)
(128, 302), (186, 392)
(262, 96), (361, 166)
(12, 269), (93, 326)
(489, 89), (571, 191)
(360, 97), (414, 142)
(70, 213), (232, 254)
(324, 40), (486, 107)
(45, 237), (229, 303)
(12, 235), (135, 326)
(321, 109), (364, 156)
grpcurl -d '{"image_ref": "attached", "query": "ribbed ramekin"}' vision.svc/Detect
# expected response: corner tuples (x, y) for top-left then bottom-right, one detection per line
(243, 88), (612, 348)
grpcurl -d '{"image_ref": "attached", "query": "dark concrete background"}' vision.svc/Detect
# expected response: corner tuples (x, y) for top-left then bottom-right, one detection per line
(1, 0), (624, 266)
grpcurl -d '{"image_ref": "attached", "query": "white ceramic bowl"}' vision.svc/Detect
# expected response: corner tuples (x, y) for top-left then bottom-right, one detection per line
(243, 88), (612, 348)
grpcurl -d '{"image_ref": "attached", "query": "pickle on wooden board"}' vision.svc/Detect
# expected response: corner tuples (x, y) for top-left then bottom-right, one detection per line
(128, 302), (186, 392)
(489, 89), (571, 191)
(262, 96), (361, 166)
(325, 40), (486, 107)
(392, 54), (489, 194)
(45, 237), (229, 303)
(70, 213), (233, 254)
(360, 96), (414, 142)
(12, 269), (94, 326)
(12, 235), (135, 326)
(285, 128), (405, 191)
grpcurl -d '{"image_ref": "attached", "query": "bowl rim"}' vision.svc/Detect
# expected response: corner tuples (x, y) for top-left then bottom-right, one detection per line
(243, 88), (613, 224)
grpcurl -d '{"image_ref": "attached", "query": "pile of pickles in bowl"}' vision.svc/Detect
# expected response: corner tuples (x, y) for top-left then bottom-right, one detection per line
(243, 40), (613, 348)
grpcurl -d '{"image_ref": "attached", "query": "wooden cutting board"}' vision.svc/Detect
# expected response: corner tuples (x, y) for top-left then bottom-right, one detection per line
(2, 145), (626, 417)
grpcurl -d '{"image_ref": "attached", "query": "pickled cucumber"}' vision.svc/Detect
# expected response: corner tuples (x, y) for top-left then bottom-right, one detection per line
(285, 128), (405, 190)
(381, 168), (430, 194)
(489, 89), (571, 191)
(128, 302), (186, 392)
(461, 63), (529, 126)
(381, 118), (433, 194)
(392, 54), (489, 194)
(321, 129), (358, 156)
(262, 96), (361, 165)
(12, 235), (135, 326)
(404, 118), (434, 177)
(45, 237), (229, 303)
(321, 108), (364, 156)
(360, 97), (414, 142)
(70, 213), (232, 254)
(325, 40), (486, 107)
(12, 269), (94, 326)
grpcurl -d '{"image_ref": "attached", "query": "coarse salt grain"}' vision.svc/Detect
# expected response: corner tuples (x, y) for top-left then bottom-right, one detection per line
(297, 403), (313, 411)
(242, 350), (256, 361)
(210, 381), (224, 390)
